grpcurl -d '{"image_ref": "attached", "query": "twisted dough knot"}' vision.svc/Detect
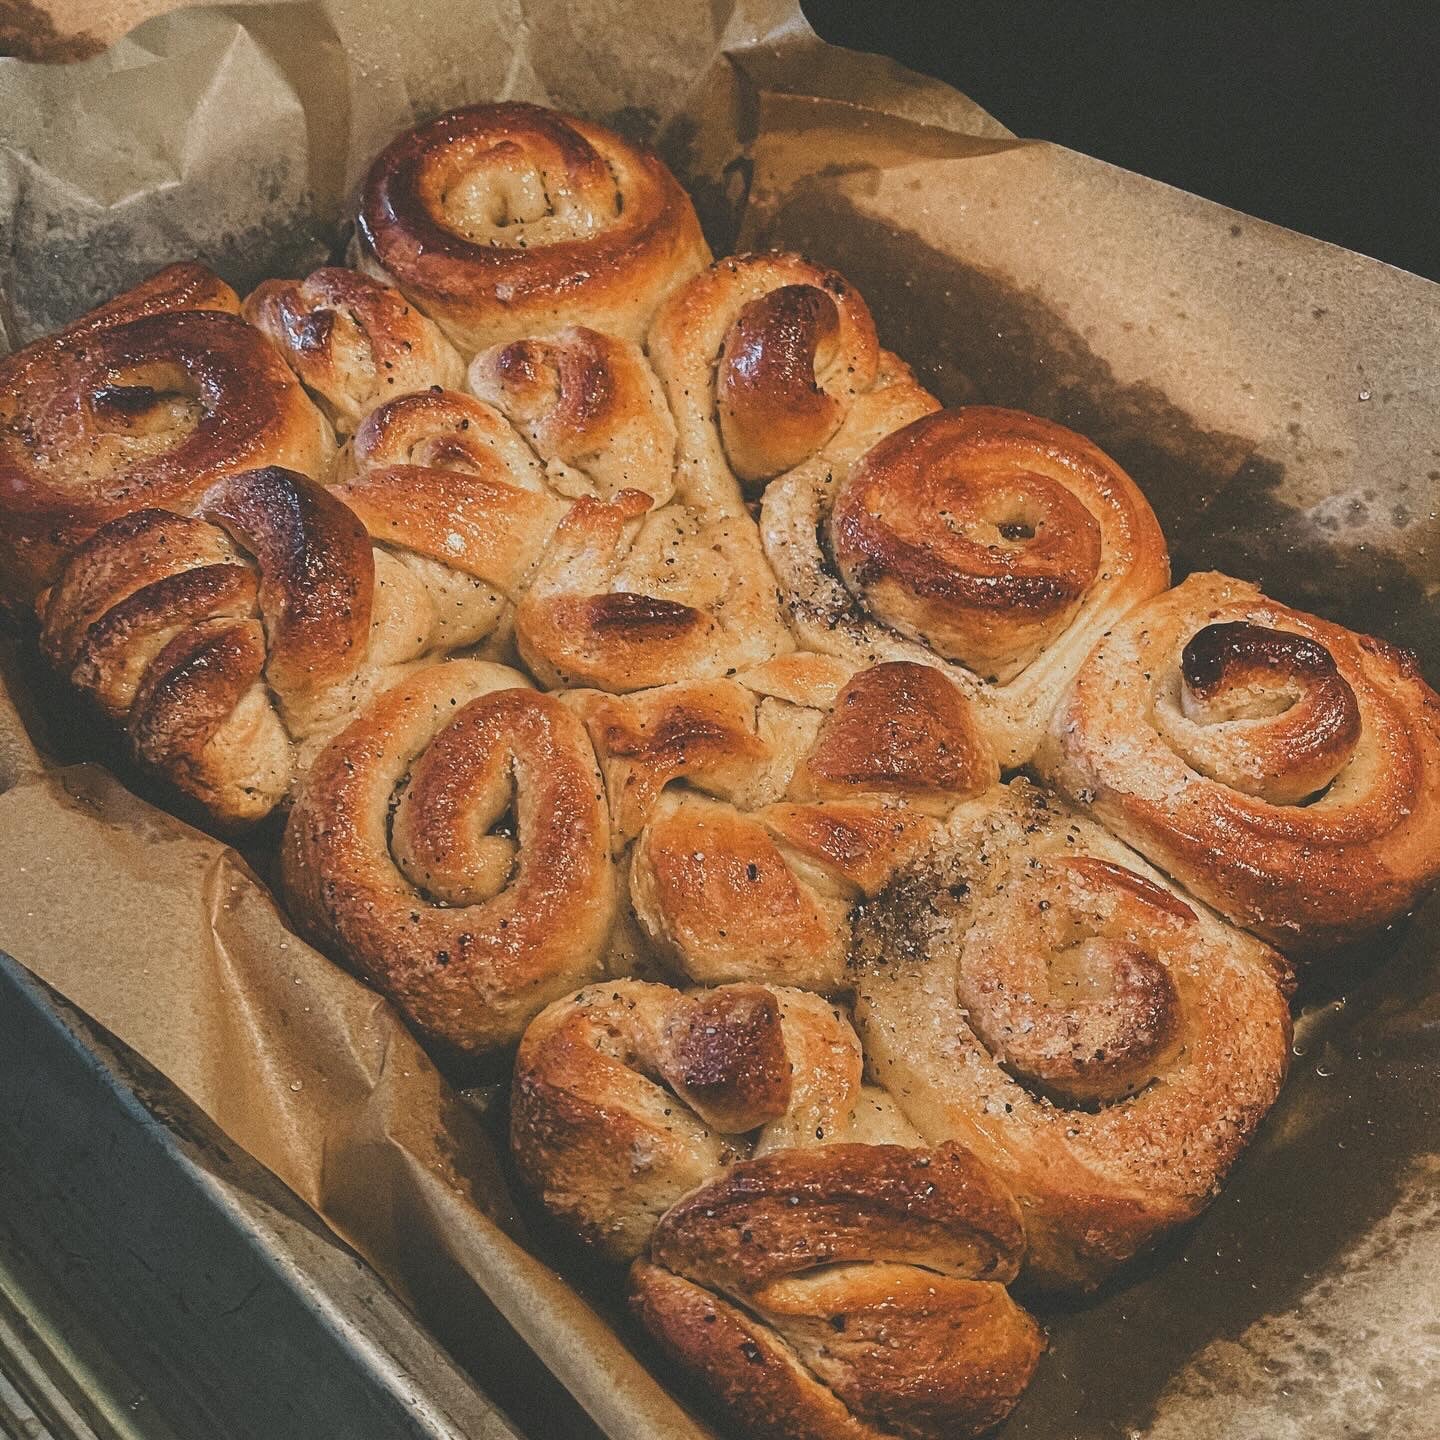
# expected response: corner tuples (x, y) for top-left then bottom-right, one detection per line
(632, 1143), (1043, 1440)
(334, 387), (568, 642)
(514, 488), (794, 692)
(647, 253), (882, 507)
(571, 657), (997, 991)
(282, 661), (616, 1054)
(511, 977), (1041, 1440)
(38, 467), (374, 824)
(356, 103), (709, 355)
(855, 779), (1292, 1290)
(511, 979), (894, 1260)
(1037, 571), (1440, 951)
(0, 263), (334, 602)
(762, 405), (1170, 768)
(1166, 620), (1362, 804)
(244, 266), (464, 435)
(469, 324), (676, 505)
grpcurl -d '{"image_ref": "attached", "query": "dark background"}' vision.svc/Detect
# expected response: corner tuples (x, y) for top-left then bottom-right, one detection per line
(800, 0), (1439, 283)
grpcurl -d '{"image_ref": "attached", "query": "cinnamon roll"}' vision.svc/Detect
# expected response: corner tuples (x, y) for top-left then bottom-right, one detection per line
(854, 779), (1292, 1290)
(244, 267), (464, 435)
(762, 405), (1171, 767)
(282, 661), (616, 1054)
(1036, 571), (1440, 952)
(648, 252), (926, 510)
(0, 264), (334, 602)
(356, 103), (709, 355)
(569, 656), (997, 991)
(511, 979), (1043, 1440)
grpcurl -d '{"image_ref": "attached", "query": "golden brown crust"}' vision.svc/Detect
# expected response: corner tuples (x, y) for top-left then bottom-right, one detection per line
(1036, 570), (1440, 951)
(1175, 620), (1362, 803)
(197, 465), (373, 700)
(649, 1143), (1026, 1290)
(762, 405), (1170, 767)
(244, 266), (464, 434)
(759, 801), (940, 898)
(717, 284), (847, 485)
(648, 253), (883, 509)
(510, 980), (877, 1261)
(573, 660), (994, 990)
(564, 675), (775, 847)
(631, 795), (857, 992)
(64, 260), (241, 330)
(512, 978), (1039, 1440)
(335, 388), (566, 601)
(469, 325), (676, 505)
(281, 661), (616, 1054)
(790, 662), (996, 814)
(630, 1267), (893, 1440)
(854, 779), (1293, 1290)
(37, 469), (373, 825)
(631, 1143), (1043, 1440)
(356, 103), (709, 354)
(0, 265), (334, 601)
(514, 490), (794, 692)
(830, 410), (1105, 679)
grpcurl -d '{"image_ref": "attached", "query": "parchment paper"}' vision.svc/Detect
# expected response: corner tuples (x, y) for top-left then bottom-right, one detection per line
(1, 2), (1438, 1436)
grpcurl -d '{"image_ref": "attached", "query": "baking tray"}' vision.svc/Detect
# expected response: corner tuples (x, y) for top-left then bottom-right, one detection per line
(0, 950), (599, 1440)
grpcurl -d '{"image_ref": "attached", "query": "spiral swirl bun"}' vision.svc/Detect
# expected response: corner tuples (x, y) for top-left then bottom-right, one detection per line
(572, 657), (997, 990)
(37, 435), (576, 830)
(244, 267), (464, 435)
(356, 103), (709, 355)
(855, 779), (1291, 1290)
(1167, 620), (1362, 804)
(763, 405), (1170, 767)
(0, 264), (334, 602)
(512, 979), (1042, 1440)
(512, 978), (1041, 1440)
(647, 253), (885, 509)
(468, 324), (676, 505)
(38, 468), (374, 824)
(282, 661), (616, 1054)
(830, 412), (1105, 679)
(1037, 571), (1440, 951)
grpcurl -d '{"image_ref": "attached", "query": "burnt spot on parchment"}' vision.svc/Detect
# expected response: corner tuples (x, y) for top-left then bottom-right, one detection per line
(748, 181), (1437, 678)
(660, 76), (762, 257)
(0, 0), (104, 63)
(603, 105), (663, 146)
(1183, 455), (1436, 667)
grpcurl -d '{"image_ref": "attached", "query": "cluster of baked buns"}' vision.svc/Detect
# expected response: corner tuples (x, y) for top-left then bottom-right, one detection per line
(4, 101), (1438, 1440)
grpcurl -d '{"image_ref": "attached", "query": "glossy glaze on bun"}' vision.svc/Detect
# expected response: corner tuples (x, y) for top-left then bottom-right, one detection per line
(1037, 571), (1440, 951)
(356, 102), (709, 354)
(763, 404), (1171, 766)
(0, 264), (333, 601)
